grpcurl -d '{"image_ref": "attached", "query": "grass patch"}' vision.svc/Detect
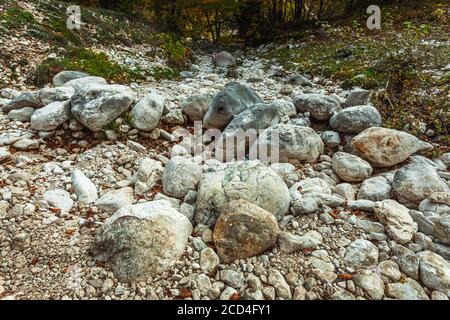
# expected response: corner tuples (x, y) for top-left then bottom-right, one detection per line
(160, 34), (193, 68)
(0, 2), (35, 30)
(32, 47), (143, 87)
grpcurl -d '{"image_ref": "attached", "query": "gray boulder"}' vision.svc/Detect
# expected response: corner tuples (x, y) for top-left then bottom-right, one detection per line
(203, 82), (263, 129)
(343, 239), (379, 269)
(94, 200), (192, 282)
(95, 187), (134, 213)
(224, 103), (280, 133)
(286, 74), (313, 86)
(8, 107), (35, 122)
(392, 164), (449, 205)
(130, 93), (165, 132)
(417, 251), (450, 296)
(195, 160), (290, 226)
(0, 98), (11, 109)
(270, 99), (297, 118)
(374, 199), (416, 244)
(433, 216), (450, 245)
(331, 151), (373, 182)
(257, 124), (323, 163)
(162, 156), (202, 199)
(215, 103), (280, 161)
(329, 105), (381, 133)
(134, 158), (164, 196)
(321, 131), (340, 148)
(64, 76), (107, 91)
(0, 147), (10, 161)
(352, 272), (385, 300)
(290, 117), (311, 127)
(408, 210), (435, 236)
(293, 93), (341, 120)
(386, 278), (429, 300)
(392, 244), (420, 280)
(31, 101), (72, 131)
(161, 108), (185, 125)
(419, 199), (450, 216)
(3, 92), (42, 113)
(43, 189), (73, 213)
(53, 70), (89, 87)
(71, 84), (136, 131)
(1, 88), (20, 99)
(181, 93), (213, 122)
(357, 176), (392, 201)
(212, 51), (235, 67)
(278, 230), (323, 253)
(344, 88), (371, 107)
(38, 86), (75, 105)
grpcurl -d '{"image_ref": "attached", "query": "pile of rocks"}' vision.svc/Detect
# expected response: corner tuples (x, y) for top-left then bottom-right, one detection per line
(1, 49), (449, 301)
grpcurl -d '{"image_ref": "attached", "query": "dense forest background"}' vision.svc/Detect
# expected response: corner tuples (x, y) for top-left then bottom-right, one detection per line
(66, 0), (411, 44)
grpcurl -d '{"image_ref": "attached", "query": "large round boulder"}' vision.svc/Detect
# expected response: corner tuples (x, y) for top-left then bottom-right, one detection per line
(351, 127), (425, 167)
(161, 156), (202, 199)
(213, 199), (280, 263)
(392, 164), (449, 205)
(130, 93), (165, 132)
(71, 83), (136, 131)
(331, 151), (373, 182)
(329, 105), (381, 133)
(203, 82), (263, 129)
(53, 70), (89, 87)
(293, 93), (341, 120)
(94, 200), (192, 282)
(181, 93), (213, 122)
(31, 101), (72, 131)
(195, 161), (290, 226)
(256, 123), (323, 163)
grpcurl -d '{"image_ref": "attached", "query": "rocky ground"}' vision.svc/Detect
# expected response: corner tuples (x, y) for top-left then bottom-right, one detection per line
(1, 0), (450, 302)
(1, 47), (449, 301)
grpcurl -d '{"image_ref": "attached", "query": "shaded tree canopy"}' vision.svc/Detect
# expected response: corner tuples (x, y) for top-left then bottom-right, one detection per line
(68, 0), (407, 44)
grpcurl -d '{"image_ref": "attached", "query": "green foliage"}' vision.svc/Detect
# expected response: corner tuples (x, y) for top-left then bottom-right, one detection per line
(32, 47), (141, 87)
(160, 34), (191, 67)
(0, 3), (35, 30)
(149, 66), (180, 80)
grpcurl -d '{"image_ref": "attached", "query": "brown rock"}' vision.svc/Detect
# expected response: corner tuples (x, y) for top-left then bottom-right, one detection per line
(213, 199), (280, 263)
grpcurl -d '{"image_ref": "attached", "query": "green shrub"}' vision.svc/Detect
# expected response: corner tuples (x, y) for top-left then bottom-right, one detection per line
(0, 4), (35, 29)
(160, 34), (192, 68)
(31, 47), (141, 87)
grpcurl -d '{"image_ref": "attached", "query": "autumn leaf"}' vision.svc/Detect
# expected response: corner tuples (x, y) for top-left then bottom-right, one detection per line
(230, 293), (241, 300)
(338, 273), (353, 280)
(178, 287), (192, 298)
